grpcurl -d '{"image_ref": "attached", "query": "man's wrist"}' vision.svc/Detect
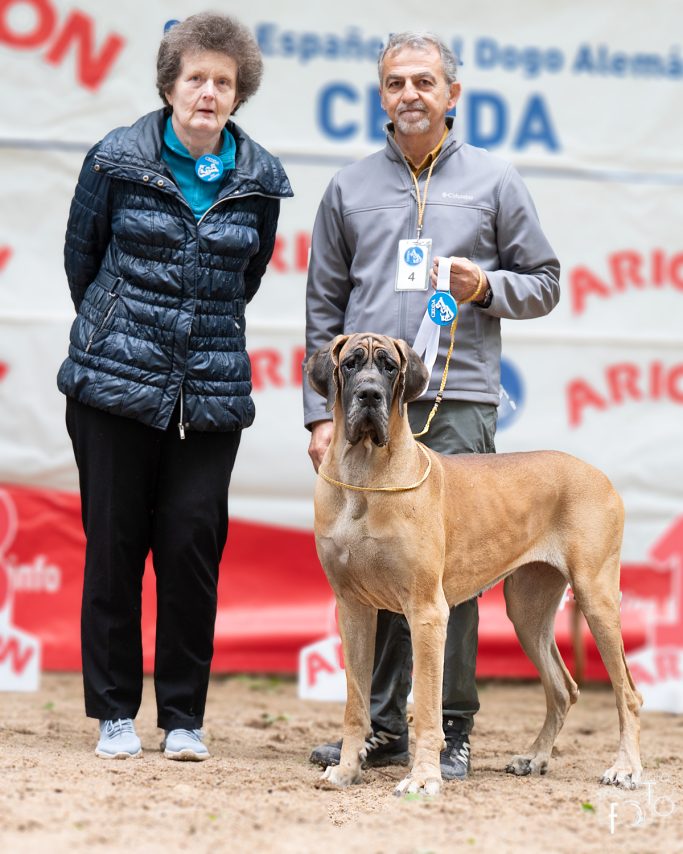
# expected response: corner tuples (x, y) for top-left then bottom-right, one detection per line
(461, 264), (491, 306)
(475, 275), (493, 308)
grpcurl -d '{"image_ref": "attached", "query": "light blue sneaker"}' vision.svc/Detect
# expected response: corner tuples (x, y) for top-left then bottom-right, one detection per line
(95, 718), (142, 759)
(161, 728), (210, 761)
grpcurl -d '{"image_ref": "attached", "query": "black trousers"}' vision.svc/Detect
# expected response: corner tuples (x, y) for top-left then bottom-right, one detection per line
(66, 398), (241, 730)
(370, 400), (497, 736)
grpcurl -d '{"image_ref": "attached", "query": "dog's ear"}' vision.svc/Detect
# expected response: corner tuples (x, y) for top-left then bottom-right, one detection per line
(306, 335), (349, 412)
(394, 339), (430, 416)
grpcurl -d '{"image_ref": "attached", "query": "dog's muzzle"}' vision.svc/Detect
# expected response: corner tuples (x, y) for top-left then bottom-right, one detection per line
(344, 381), (390, 446)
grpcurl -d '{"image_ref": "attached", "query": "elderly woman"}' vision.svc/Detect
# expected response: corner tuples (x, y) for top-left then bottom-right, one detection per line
(57, 13), (292, 761)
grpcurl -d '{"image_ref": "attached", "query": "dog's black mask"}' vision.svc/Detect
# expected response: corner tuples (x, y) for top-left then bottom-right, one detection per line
(339, 342), (397, 446)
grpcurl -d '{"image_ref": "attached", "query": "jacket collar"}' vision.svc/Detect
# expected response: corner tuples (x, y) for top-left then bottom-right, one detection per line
(95, 109), (292, 199)
(384, 116), (462, 166)
(223, 118), (293, 198)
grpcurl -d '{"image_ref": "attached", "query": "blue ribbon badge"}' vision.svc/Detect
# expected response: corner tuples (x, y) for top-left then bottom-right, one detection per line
(427, 291), (458, 326)
(195, 154), (224, 183)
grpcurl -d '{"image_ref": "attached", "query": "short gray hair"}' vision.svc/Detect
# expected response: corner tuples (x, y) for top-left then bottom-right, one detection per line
(157, 13), (263, 112)
(378, 32), (459, 85)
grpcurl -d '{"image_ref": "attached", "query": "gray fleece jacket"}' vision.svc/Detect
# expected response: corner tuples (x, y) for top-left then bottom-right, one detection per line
(304, 120), (560, 427)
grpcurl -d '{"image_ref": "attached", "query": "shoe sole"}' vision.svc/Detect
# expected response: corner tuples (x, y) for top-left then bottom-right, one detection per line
(310, 752), (410, 769)
(163, 748), (210, 762)
(441, 761), (471, 781)
(441, 768), (470, 780)
(95, 749), (143, 760)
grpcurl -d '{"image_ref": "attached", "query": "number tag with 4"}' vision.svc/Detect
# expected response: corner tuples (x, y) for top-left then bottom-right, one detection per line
(395, 239), (432, 292)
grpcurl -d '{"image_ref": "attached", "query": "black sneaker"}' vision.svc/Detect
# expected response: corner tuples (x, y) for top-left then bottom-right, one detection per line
(441, 722), (471, 780)
(309, 728), (410, 769)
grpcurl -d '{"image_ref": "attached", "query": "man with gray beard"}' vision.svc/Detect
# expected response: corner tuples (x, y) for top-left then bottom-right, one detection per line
(304, 31), (560, 781)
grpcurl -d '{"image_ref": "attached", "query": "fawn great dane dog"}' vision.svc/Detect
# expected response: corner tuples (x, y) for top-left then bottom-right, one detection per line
(306, 332), (642, 797)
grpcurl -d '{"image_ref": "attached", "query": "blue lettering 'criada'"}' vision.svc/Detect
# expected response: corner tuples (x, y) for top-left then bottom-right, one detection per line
(573, 44), (683, 79)
(318, 83), (560, 151)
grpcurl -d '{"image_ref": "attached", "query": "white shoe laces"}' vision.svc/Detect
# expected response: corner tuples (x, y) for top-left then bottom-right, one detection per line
(103, 718), (136, 737)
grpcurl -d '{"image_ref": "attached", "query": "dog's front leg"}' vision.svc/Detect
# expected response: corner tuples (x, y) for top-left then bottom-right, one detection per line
(395, 592), (449, 797)
(319, 598), (377, 789)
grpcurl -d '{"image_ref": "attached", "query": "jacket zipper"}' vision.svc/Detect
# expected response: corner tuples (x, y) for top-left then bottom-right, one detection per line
(398, 155), (445, 342)
(178, 386), (186, 440)
(85, 277), (122, 353)
(175, 190), (281, 437)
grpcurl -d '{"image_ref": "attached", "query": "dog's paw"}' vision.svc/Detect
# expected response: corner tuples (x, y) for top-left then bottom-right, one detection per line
(505, 754), (549, 776)
(316, 763), (362, 789)
(394, 771), (441, 798)
(600, 765), (641, 790)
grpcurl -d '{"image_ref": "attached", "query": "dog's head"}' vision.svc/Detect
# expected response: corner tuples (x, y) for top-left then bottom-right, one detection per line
(306, 334), (429, 446)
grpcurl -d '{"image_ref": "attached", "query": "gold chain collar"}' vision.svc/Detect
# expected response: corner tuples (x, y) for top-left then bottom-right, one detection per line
(317, 442), (432, 493)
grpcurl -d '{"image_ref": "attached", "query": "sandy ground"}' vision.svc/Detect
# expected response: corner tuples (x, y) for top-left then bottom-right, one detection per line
(0, 674), (681, 854)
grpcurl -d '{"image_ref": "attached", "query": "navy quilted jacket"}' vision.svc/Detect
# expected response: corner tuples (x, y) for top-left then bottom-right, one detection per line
(57, 109), (292, 433)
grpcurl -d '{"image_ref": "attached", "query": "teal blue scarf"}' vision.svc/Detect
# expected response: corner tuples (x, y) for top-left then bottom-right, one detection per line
(161, 117), (236, 220)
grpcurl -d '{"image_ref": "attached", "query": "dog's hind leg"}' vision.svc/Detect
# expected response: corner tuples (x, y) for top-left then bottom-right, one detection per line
(319, 598), (377, 789)
(571, 557), (643, 789)
(504, 563), (579, 777)
(395, 590), (449, 797)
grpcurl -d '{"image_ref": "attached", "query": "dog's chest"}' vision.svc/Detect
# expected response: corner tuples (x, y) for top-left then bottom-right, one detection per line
(315, 499), (420, 609)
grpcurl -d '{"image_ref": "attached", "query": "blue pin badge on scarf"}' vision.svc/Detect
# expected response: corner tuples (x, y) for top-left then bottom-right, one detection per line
(195, 154), (224, 183)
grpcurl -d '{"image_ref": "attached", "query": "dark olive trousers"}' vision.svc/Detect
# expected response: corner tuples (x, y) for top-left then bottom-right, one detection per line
(66, 398), (241, 730)
(369, 399), (497, 736)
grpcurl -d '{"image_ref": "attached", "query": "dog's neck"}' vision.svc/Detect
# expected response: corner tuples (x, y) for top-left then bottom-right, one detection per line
(328, 407), (423, 489)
